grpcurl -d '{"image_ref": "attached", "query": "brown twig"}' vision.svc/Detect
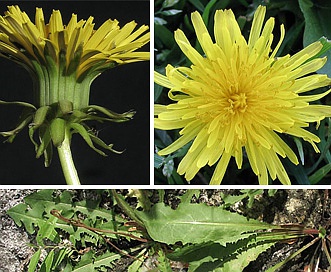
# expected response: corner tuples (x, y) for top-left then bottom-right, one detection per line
(50, 209), (148, 242)
(50, 209), (150, 267)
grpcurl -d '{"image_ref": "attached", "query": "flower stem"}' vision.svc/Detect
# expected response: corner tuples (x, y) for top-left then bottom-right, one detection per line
(57, 128), (80, 185)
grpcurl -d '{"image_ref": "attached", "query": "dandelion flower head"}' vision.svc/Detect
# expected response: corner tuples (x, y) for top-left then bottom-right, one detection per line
(154, 5), (331, 185)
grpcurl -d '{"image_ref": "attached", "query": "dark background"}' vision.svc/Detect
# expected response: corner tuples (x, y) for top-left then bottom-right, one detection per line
(0, 1), (150, 185)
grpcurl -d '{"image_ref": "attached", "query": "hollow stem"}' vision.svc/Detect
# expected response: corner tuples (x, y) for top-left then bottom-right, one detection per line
(57, 127), (80, 185)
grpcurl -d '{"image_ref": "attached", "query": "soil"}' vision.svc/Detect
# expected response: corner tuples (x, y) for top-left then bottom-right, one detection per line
(0, 189), (330, 271)
(0, 189), (37, 272)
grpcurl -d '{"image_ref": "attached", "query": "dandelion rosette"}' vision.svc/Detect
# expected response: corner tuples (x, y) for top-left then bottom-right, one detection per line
(0, 5), (149, 166)
(154, 5), (331, 185)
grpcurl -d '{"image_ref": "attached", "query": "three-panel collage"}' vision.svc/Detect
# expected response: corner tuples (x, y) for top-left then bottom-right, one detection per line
(1, 0), (331, 271)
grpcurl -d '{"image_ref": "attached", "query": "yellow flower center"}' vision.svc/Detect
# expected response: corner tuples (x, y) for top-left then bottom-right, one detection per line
(227, 92), (247, 114)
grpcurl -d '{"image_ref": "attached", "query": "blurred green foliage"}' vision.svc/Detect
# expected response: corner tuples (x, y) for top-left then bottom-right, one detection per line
(154, 0), (331, 185)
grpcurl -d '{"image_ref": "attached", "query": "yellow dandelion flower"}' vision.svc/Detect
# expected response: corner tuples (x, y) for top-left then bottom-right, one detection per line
(0, 5), (149, 185)
(154, 5), (331, 185)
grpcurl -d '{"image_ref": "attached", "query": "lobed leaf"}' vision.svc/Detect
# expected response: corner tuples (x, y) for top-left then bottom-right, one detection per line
(7, 190), (123, 245)
(72, 251), (124, 272)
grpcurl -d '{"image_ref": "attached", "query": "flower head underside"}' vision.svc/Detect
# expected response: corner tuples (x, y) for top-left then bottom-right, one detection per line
(0, 5), (149, 81)
(154, 5), (331, 185)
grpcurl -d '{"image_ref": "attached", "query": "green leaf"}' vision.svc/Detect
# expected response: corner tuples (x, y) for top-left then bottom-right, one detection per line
(7, 190), (121, 240)
(167, 169), (186, 185)
(61, 262), (74, 272)
(188, 0), (205, 12)
(154, 153), (165, 169)
(307, 118), (331, 176)
(162, 0), (180, 9)
(298, 0), (331, 76)
(156, 248), (173, 272)
(315, 37), (331, 58)
(36, 213), (59, 246)
(154, 17), (168, 25)
(202, 0), (220, 25)
(173, 228), (304, 271)
(128, 248), (147, 272)
(7, 192), (73, 236)
(220, 192), (250, 207)
(240, 189), (264, 208)
(168, 235), (275, 272)
(155, 129), (174, 146)
(220, 242), (275, 272)
(7, 202), (49, 234)
(162, 158), (174, 177)
(155, 24), (175, 49)
(160, 9), (182, 16)
(112, 190), (145, 228)
(293, 137), (304, 165)
(7, 190), (139, 271)
(179, 190), (200, 205)
(283, 159), (310, 185)
(28, 248), (41, 272)
(309, 163), (331, 184)
(208, 244), (275, 272)
(52, 248), (72, 269)
(73, 251), (122, 272)
(237, 16), (247, 31)
(40, 248), (54, 272)
(136, 202), (273, 245)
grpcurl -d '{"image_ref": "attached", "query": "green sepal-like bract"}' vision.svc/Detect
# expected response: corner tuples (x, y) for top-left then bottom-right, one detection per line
(85, 105), (136, 122)
(33, 106), (51, 128)
(36, 126), (52, 159)
(50, 118), (66, 147)
(0, 100), (36, 142)
(0, 98), (135, 167)
(58, 100), (73, 115)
